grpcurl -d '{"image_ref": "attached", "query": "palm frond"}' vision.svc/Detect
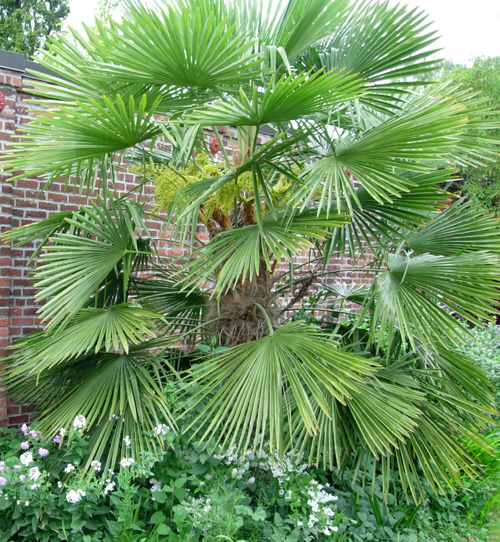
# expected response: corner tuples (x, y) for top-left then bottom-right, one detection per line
(301, 0), (441, 109)
(95, 0), (263, 88)
(408, 201), (500, 255)
(188, 69), (364, 126)
(21, 351), (176, 471)
(3, 93), (162, 189)
(180, 321), (379, 455)
(293, 91), (471, 212)
(324, 170), (454, 261)
(366, 252), (500, 351)
(179, 208), (349, 295)
(33, 200), (150, 328)
(290, 366), (423, 467)
(8, 304), (160, 376)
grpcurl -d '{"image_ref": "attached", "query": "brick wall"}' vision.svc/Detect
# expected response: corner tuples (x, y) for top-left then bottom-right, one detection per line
(0, 51), (369, 426)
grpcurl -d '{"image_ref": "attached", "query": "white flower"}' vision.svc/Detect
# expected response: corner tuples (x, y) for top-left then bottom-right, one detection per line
(91, 461), (101, 472)
(120, 457), (135, 468)
(66, 489), (86, 504)
(154, 424), (169, 436)
(59, 428), (66, 437)
(30, 484), (40, 490)
(57, 481), (62, 488)
(72, 415), (86, 430)
(20, 452), (33, 466)
(149, 479), (162, 492)
(248, 477), (256, 484)
(103, 482), (115, 494)
(28, 467), (41, 481)
(64, 463), (75, 474)
(123, 435), (131, 447)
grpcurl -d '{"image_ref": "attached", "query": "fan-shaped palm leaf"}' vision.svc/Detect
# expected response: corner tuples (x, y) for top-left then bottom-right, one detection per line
(366, 252), (500, 350)
(95, 0), (263, 88)
(8, 304), (160, 376)
(324, 170), (455, 261)
(188, 69), (364, 126)
(33, 200), (150, 328)
(4, 93), (162, 188)
(25, 351), (176, 471)
(290, 367), (423, 467)
(179, 208), (349, 295)
(407, 201), (500, 255)
(180, 321), (379, 455)
(293, 91), (471, 212)
(301, 0), (440, 110)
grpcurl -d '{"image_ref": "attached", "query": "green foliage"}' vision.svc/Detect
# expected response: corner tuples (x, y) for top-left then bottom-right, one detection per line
(0, 0), (70, 57)
(0, 420), (497, 542)
(443, 57), (500, 215)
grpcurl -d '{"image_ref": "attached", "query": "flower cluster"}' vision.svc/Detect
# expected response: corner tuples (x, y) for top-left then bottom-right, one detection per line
(211, 444), (342, 538)
(66, 488), (86, 504)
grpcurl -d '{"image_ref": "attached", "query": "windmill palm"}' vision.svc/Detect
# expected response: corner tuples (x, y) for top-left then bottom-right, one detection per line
(2, 0), (500, 500)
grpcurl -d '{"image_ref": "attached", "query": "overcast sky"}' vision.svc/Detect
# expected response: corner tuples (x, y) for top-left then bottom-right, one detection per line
(65, 0), (500, 65)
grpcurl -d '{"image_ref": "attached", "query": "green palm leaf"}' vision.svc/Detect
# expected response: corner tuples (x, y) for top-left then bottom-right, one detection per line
(8, 304), (160, 376)
(96, 0), (263, 87)
(180, 321), (379, 455)
(367, 252), (500, 350)
(290, 367), (423, 467)
(407, 201), (500, 255)
(188, 69), (364, 126)
(25, 352), (176, 470)
(4, 93), (162, 188)
(33, 200), (149, 328)
(133, 270), (208, 339)
(293, 91), (470, 212)
(302, 0), (440, 109)
(179, 208), (349, 295)
(325, 170), (454, 261)
(226, 0), (349, 63)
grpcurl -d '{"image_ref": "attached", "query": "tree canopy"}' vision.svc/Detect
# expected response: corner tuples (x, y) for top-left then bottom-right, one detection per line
(2, 0), (500, 502)
(0, 0), (70, 57)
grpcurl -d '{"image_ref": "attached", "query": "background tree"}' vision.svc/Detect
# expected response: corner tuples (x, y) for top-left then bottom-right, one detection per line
(442, 57), (500, 215)
(2, 0), (500, 501)
(0, 0), (70, 58)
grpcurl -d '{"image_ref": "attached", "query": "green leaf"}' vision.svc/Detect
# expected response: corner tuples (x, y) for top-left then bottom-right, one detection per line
(366, 252), (500, 351)
(407, 201), (500, 255)
(97, 1), (263, 87)
(9, 304), (160, 375)
(150, 511), (167, 524)
(180, 208), (349, 295)
(4, 93), (162, 189)
(180, 321), (379, 456)
(188, 69), (364, 126)
(33, 199), (149, 328)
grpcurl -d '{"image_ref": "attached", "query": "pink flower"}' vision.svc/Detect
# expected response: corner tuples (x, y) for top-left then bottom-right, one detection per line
(38, 448), (49, 457)
(19, 475), (26, 482)
(53, 435), (62, 444)
(0, 477), (6, 486)
(20, 441), (30, 450)
(0, 461), (5, 472)
(30, 430), (39, 439)
(21, 424), (29, 436)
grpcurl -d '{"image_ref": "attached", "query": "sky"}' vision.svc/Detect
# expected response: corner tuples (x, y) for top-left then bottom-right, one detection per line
(65, 0), (500, 65)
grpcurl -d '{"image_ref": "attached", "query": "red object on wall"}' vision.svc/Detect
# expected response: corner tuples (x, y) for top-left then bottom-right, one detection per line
(0, 92), (5, 113)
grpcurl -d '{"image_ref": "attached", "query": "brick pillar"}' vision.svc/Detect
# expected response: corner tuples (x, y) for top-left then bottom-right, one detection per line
(0, 68), (21, 426)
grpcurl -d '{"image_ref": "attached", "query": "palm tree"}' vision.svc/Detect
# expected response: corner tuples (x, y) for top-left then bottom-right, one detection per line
(2, 0), (500, 500)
